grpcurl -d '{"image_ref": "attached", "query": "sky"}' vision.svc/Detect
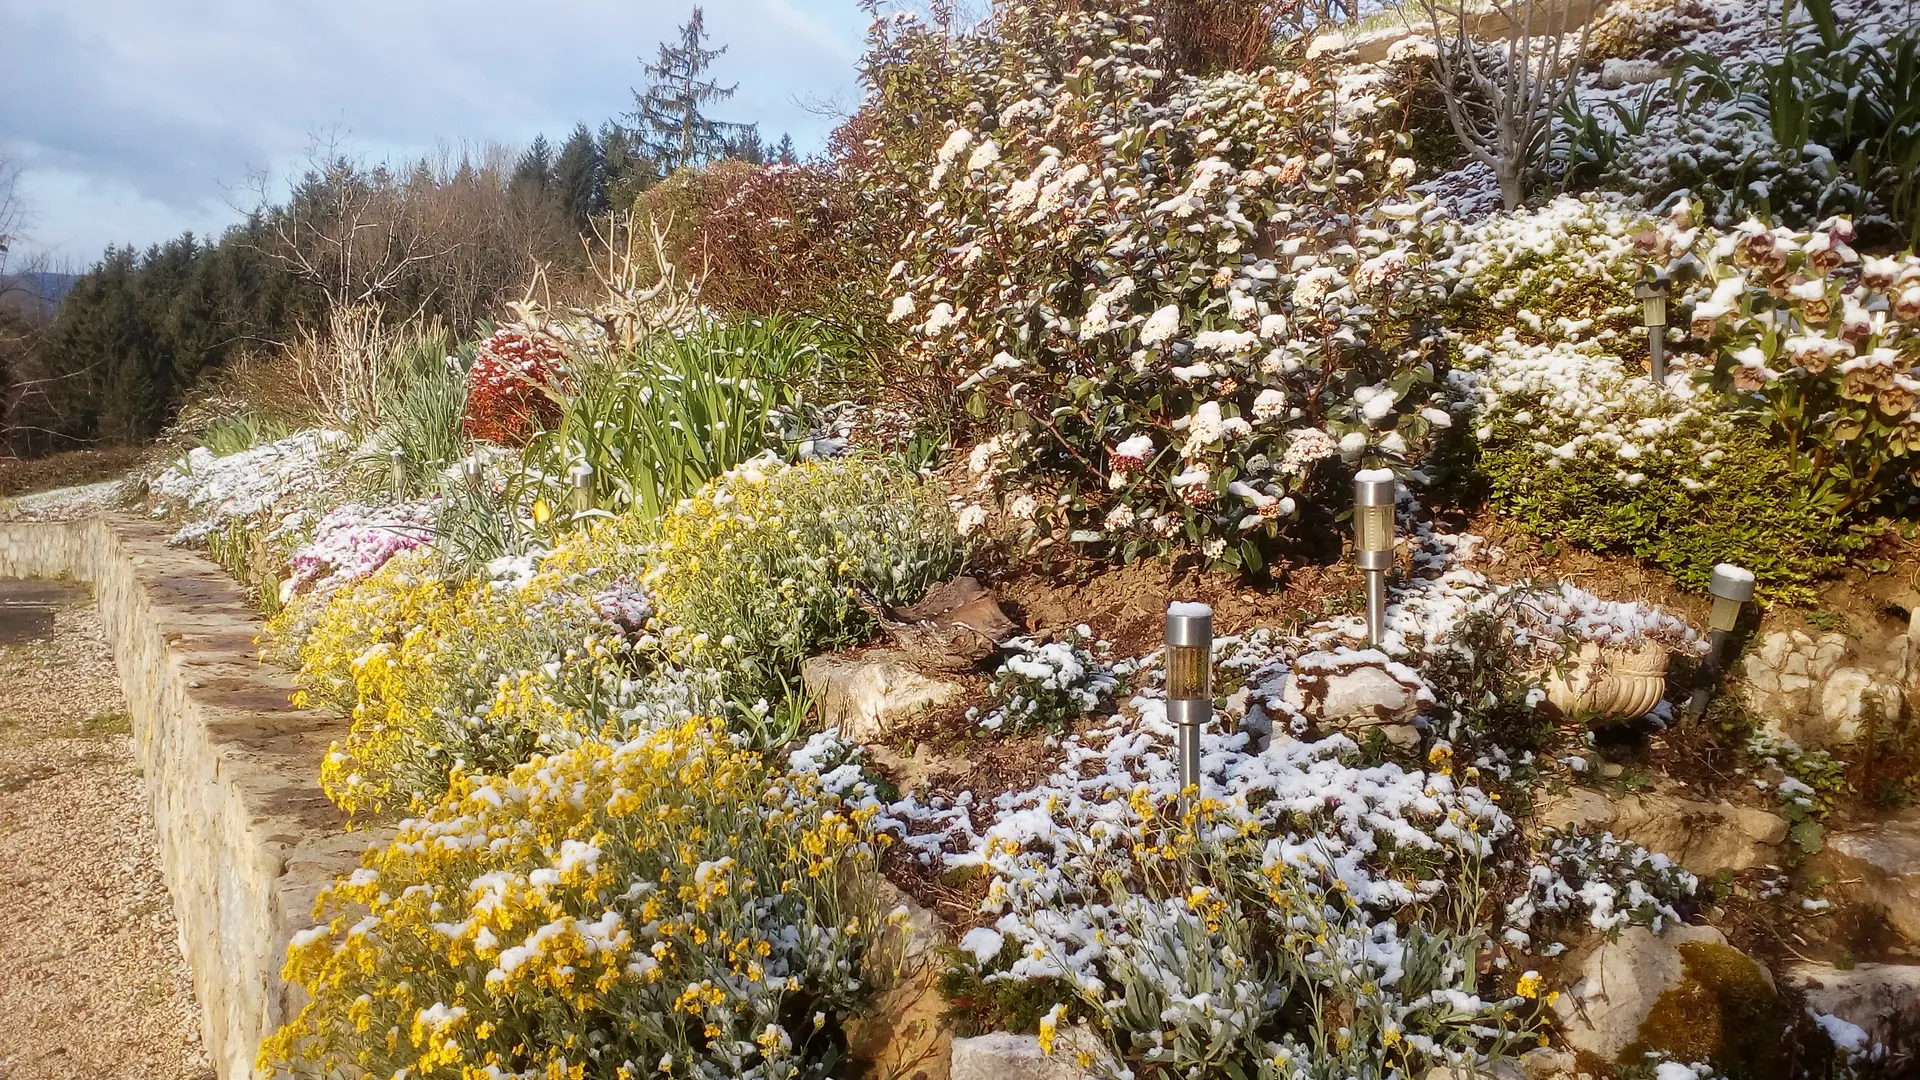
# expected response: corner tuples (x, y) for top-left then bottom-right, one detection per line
(0, 0), (876, 267)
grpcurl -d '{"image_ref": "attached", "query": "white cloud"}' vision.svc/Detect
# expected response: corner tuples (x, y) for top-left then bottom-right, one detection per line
(0, 0), (870, 261)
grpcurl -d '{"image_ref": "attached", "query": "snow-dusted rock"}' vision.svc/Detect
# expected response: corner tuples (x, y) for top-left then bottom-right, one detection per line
(1785, 961), (1920, 1047)
(1816, 666), (1902, 745)
(1282, 649), (1429, 748)
(1743, 629), (1903, 748)
(802, 648), (965, 743)
(1535, 786), (1787, 875)
(1554, 923), (1781, 1065)
(950, 1030), (1114, 1080)
(1818, 812), (1920, 943)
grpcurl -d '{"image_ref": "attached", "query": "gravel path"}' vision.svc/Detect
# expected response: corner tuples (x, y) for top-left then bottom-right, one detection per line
(0, 582), (211, 1080)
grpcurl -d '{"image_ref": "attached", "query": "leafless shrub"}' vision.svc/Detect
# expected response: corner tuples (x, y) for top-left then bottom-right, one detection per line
(1415, 0), (1592, 209)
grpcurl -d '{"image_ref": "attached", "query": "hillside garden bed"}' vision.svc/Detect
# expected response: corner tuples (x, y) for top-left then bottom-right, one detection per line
(102, 0), (1920, 1077)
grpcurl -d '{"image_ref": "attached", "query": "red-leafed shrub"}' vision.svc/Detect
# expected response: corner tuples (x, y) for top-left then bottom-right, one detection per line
(461, 326), (568, 446)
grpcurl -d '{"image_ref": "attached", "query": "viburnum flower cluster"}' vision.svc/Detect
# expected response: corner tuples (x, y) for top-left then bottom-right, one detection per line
(463, 324), (569, 446)
(874, 1), (1455, 570)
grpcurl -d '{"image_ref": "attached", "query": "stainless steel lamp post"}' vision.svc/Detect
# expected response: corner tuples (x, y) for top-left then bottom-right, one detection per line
(1636, 269), (1671, 385)
(1165, 601), (1213, 800)
(1354, 470), (1397, 646)
(1686, 562), (1754, 717)
(571, 463), (595, 519)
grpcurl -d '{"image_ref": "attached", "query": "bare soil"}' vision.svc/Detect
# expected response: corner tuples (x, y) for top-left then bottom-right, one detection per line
(0, 580), (210, 1080)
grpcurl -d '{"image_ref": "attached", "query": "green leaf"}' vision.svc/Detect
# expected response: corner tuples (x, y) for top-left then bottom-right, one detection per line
(1791, 819), (1826, 855)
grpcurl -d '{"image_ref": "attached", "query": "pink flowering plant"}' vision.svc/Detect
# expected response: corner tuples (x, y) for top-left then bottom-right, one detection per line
(872, 2), (1459, 571)
(282, 500), (439, 602)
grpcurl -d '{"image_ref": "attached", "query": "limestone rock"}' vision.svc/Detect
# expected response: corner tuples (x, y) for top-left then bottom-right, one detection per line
(1743, 629), (1901, 748)
(802, 648), (965, 743)
(1553, 923), (1781, 1065)
(1283, 650), (1430, 748)
(1516, 1048), (1581, 1080)
(1785, 961), (1920, 1046)
(1816, 666), (1902, 745)
(1818, 812), (1920, 944)
(848, 883), (951, 1080)
(1535, 786), (1787, 875)
(950, 1029), (1115, 1080)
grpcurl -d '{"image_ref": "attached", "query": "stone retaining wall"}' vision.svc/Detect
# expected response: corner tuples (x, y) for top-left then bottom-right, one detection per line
(0, 515), (362, 1080)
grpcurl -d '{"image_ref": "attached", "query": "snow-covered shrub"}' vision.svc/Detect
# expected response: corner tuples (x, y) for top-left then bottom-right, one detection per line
(1439, 195), (1655, 344)
(150, 429), (353, 545)
(262, 720), (893, 1080)
(897, 689), (1539, 1078)
(1460, 331), (1853, 597)
(869, 2), (1456, 571)
(281, 500), (437, 602)
(976, 628), (1121, 733)
(1505, 827), (1699, 941)
(1437, 200), (1868, 597)
(462, 324), (568, 446)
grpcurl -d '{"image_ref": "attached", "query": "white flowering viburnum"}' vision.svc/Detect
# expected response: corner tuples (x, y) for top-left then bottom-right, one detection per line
(875, 1), (1459, 571)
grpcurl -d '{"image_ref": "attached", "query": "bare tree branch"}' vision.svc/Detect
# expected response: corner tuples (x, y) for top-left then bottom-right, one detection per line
(1415, 0), (1591, 210)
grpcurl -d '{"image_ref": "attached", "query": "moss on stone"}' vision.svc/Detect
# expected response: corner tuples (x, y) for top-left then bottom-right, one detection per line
(1628, 941), (1787, 1080)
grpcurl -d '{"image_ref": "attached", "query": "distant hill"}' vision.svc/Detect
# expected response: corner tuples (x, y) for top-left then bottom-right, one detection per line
(0, 270), (79, 316)
(26, 271), (79, 310)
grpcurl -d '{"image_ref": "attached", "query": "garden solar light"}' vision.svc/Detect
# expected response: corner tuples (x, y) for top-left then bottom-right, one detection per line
(1165, 601), (1212, 802)
(1686, 562), (1755, 718)
(463, 458), (484, 489)
(571, 463), (596, 519)
(1636, 267), (1671, 384)
(389, 448), (406, 498)
(1353, 469), (1397, 646)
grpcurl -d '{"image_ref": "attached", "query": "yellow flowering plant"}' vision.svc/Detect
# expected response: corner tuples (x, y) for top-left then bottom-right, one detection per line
(277, 537), (677, 817)
(262, 718), (891, 1080)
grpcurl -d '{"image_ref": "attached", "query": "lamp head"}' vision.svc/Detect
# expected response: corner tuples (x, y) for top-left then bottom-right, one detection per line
(1353, 469), (1397, 567)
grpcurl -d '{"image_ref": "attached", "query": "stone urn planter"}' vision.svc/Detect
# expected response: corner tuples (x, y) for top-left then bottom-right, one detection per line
(1537, 640), (1671, 721)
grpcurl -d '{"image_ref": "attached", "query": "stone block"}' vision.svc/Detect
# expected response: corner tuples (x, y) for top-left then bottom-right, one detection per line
(802, 648), (966, 743)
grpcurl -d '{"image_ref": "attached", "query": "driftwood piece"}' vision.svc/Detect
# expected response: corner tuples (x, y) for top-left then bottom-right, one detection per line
(857, 576), (1018, 674)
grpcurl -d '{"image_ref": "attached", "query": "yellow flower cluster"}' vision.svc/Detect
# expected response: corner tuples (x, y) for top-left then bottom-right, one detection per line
(274, 532), (655, 816)
(262, 717), (886, 1080)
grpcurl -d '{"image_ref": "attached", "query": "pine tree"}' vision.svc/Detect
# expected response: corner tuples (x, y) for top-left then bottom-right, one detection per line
(512, 136), (554, 195)
(720, 125), (767, 164)
(775, 133), (796, 165)
(552, 124), (607, 233)
(628, 7), (751, 173)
